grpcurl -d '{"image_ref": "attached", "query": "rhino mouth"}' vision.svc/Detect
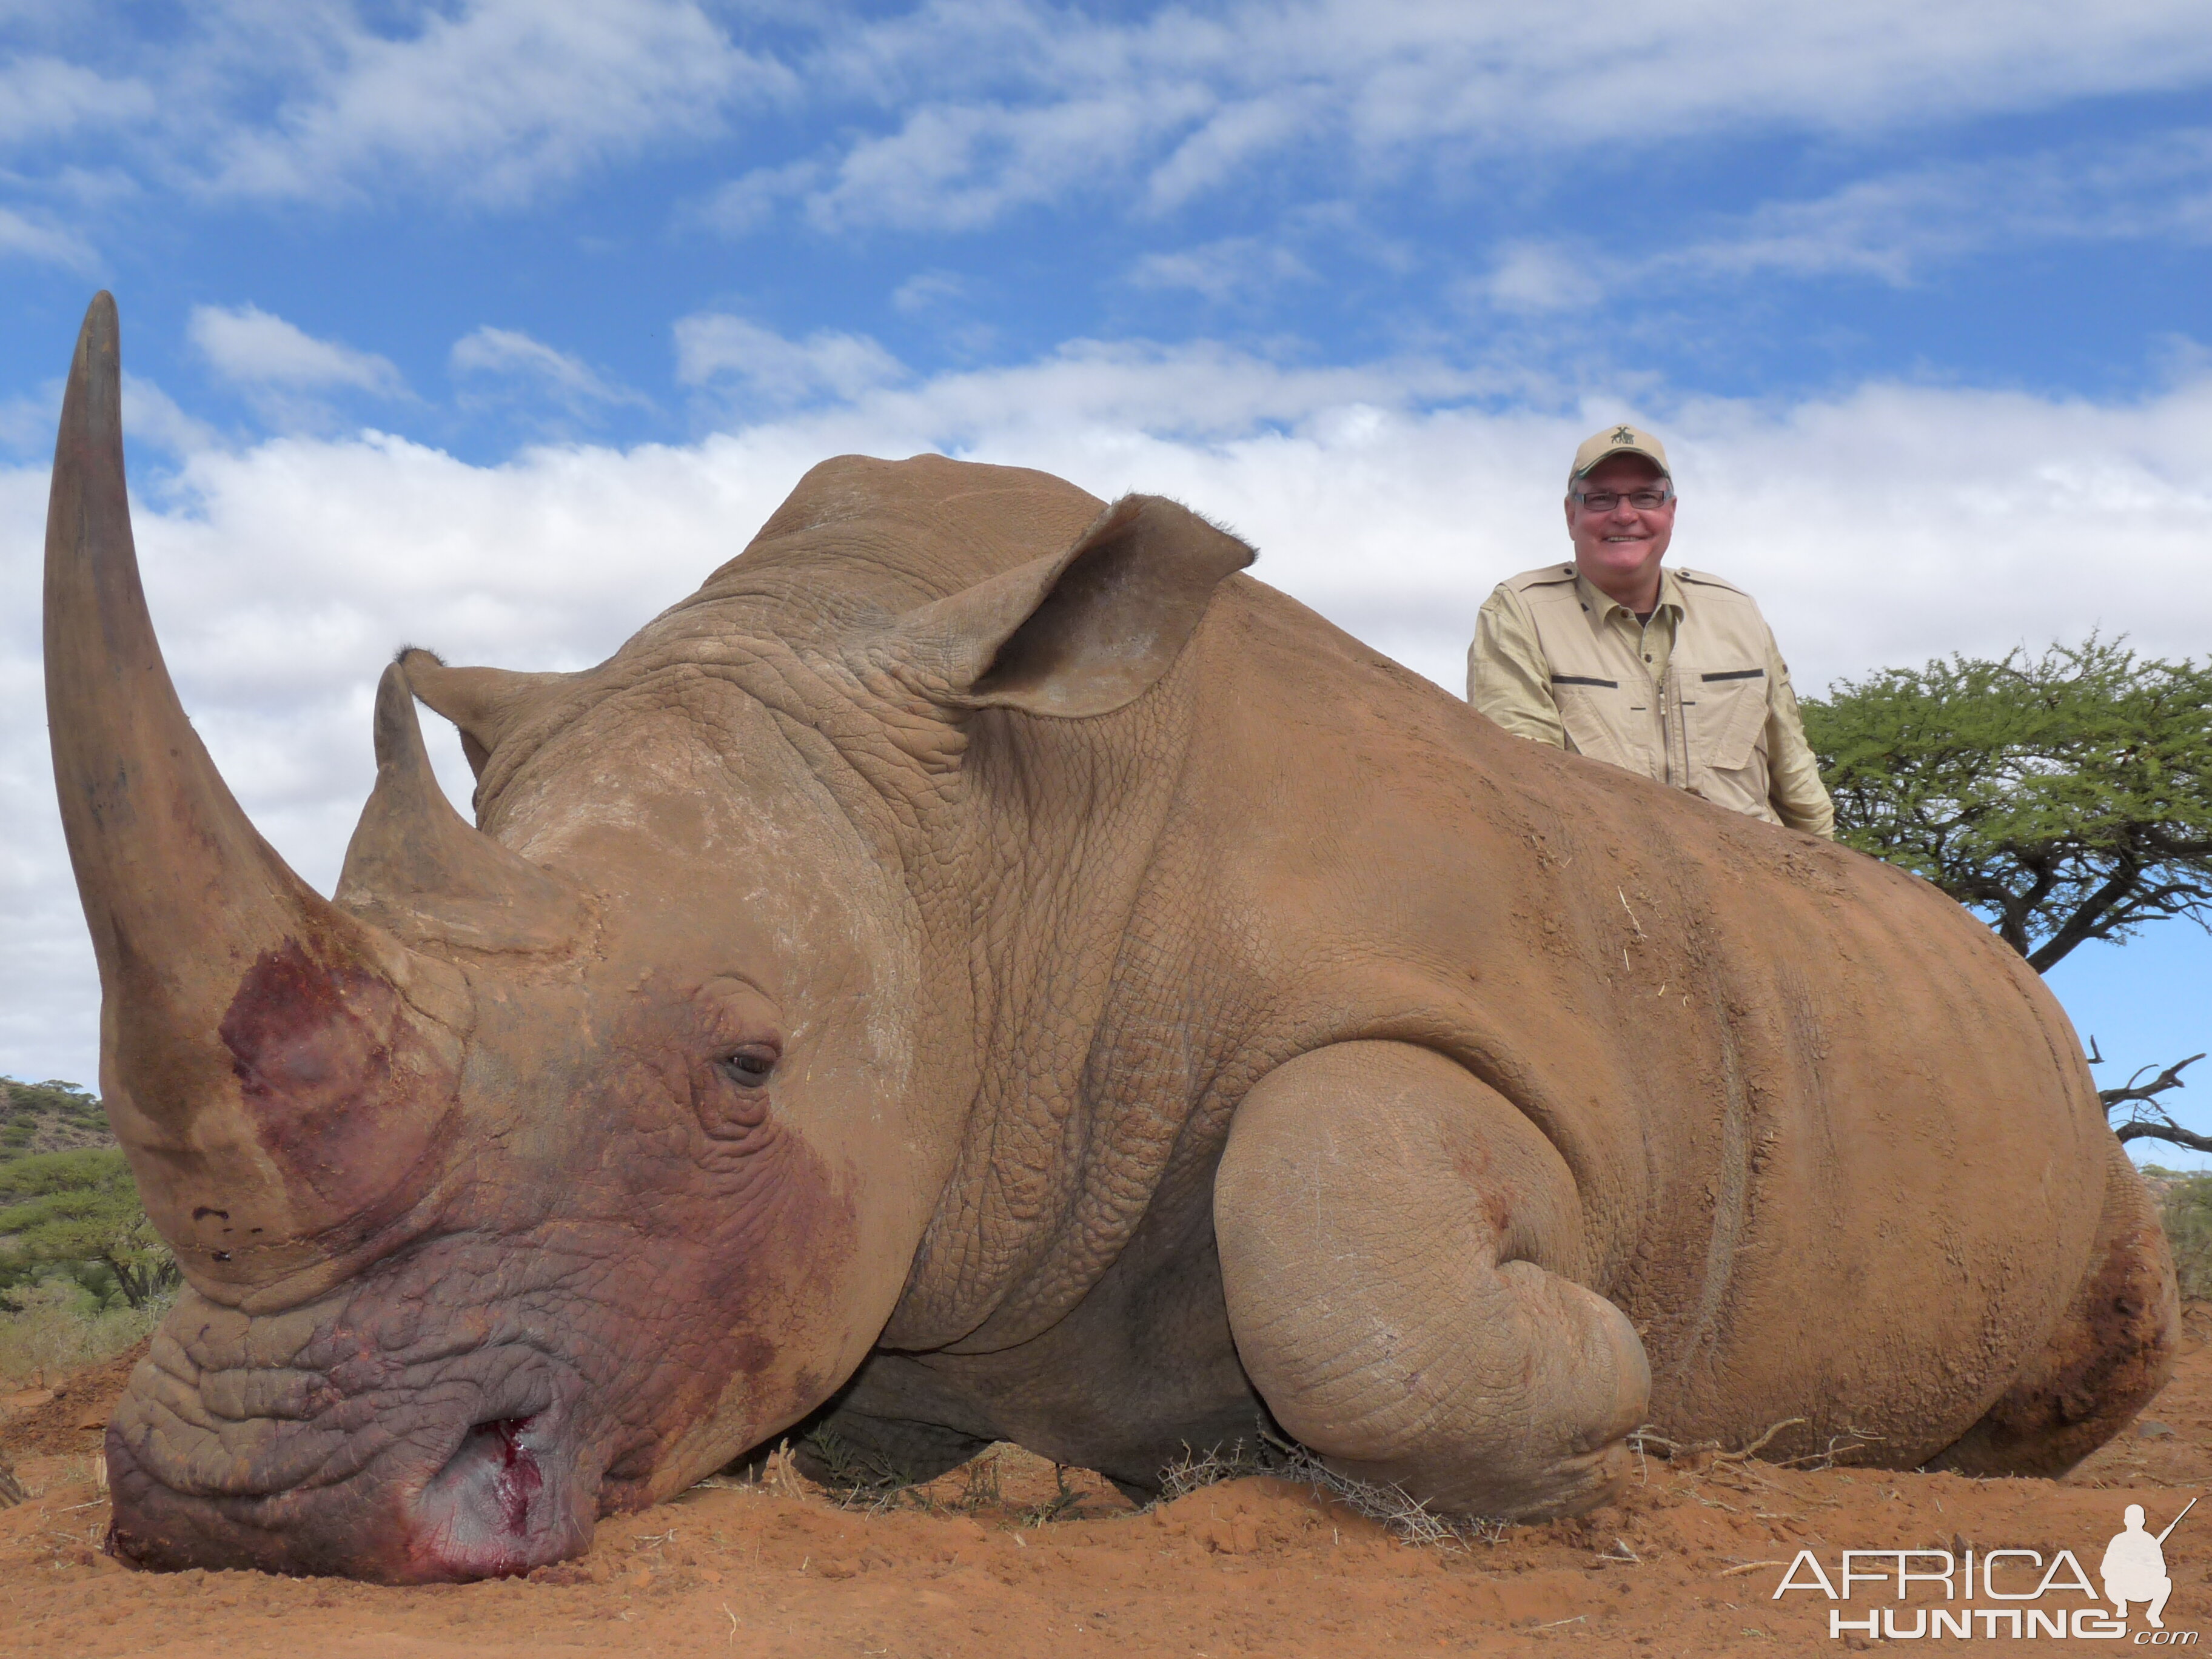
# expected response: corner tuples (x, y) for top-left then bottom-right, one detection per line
(102, 1293), (611, 1583)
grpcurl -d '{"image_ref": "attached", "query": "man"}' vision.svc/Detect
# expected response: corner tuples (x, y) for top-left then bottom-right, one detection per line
(1467, 423), (1834, 837)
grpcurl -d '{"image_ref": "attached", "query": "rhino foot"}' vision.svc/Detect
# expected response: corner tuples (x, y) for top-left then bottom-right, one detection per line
(1213, 1041), (1649, 1521)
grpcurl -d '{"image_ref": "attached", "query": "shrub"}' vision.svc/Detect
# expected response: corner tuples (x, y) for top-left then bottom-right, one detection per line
(2154, 1171), (2212, 1302)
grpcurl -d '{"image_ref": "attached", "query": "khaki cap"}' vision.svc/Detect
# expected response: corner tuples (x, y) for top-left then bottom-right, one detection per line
(1570, 423), (1671, 480)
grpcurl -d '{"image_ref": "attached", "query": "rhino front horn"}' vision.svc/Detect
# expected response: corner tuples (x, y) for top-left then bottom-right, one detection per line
(44, 292), (464, 1296)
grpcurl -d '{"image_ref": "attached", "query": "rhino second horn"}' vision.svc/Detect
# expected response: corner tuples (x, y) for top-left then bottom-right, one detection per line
(335, 661), (589, 954)
(44, 293), (464, 1296)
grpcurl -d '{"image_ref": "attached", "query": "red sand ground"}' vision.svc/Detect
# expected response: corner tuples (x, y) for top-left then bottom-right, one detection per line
(5, 1305), (2211, 1657)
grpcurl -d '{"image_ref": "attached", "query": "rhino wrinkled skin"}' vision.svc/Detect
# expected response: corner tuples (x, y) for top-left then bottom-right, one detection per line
(43, 295), (2173, 1581)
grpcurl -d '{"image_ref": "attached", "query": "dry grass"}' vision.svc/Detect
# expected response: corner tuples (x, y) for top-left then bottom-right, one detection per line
(1158, 1429), (1511, 1549)
(0, 1280), (167, 1390)
(792, 1426), (915, 1513)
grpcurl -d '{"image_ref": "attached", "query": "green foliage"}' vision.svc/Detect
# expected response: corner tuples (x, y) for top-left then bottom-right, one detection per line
(0, 1134), (175, 1313)
(0, 1079), (171, 1384)
(1801, 637), (2212, 971)
(2154, 1171), (2212, 1303)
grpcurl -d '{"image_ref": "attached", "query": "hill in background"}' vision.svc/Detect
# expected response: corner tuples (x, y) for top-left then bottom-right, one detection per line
(0, 1081), (115, 1166)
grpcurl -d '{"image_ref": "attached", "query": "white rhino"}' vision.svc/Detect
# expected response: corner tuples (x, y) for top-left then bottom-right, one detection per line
(41, 295), (2169, 1581)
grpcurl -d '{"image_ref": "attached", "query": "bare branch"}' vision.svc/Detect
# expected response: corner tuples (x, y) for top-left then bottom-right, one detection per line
(2100, 1053), (2204, 1111)
(2114, 1118), (2212, 1155)
(2105, 1054), (2209, 1154)
(2028, 860), (2145, 971)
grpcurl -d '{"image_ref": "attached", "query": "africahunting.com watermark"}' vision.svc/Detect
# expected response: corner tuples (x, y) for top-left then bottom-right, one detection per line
(1774, 1499), (2199, 1641)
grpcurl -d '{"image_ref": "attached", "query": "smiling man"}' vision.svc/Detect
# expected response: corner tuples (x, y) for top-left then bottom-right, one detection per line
(1466, 424), (1834, 837)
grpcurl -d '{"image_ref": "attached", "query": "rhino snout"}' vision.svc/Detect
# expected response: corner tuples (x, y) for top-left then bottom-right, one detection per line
(102, 1303), (609, 1584)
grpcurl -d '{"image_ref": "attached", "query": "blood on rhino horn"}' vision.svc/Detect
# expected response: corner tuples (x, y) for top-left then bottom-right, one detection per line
(44, 292), (466, 1298)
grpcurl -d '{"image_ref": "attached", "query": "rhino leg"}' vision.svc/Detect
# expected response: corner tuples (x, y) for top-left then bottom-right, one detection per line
(1213, 1041), (1649, 1521)
(1928, 1137), (2177, 1478)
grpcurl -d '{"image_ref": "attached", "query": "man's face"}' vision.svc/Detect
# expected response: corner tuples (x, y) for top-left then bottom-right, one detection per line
(1564, 454), (1675, 597)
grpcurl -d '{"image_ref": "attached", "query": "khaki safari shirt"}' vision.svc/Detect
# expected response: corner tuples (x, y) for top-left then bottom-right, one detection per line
(1467, 564), (1834, 838)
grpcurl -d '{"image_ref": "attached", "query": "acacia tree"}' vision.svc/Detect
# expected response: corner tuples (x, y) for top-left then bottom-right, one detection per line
(0, 1148), (178, 1312)
(1801, 636), (2212, 1154)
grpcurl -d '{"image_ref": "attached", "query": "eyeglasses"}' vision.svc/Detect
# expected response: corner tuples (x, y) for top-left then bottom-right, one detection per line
(1570, 486), (1674, 512)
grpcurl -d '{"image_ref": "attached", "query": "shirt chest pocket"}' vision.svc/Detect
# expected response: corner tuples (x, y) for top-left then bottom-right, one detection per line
(1686, 668), (1769, 773)
(1549, 675), (1636, 769)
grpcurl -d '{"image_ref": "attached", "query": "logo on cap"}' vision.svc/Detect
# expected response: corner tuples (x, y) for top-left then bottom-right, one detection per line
(1610, 426), (1636, 446)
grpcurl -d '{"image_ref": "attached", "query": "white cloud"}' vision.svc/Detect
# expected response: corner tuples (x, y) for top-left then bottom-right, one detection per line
(803, 90), (1218, 232)
(0, 1), (787, 210)
(1128, 238), (1315, 303)
(674, 313), (909, 406)
(121, 372), (221, 457)
(695, 158), (822, 235)
(1141, 90), (1316, 213)
(11, 2), (2212, 233)
(8, 335), (2212, 1089)
(0, 53), (152, 146)
(0, 203), (96, 269)
(189, 303), (405, 395)
(450, 326), (646, 412)
(201, 0), (791, 206)
(1676, 131), (2212, 283)
(891, 269), (968, 313)
(1458, 129), (2212, 316)
(1468, 242), (1609, 316)
(770, 0), (2212, 232)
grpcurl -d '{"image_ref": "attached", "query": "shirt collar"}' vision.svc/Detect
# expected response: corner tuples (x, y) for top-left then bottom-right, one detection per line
(1574, 566), (1685, 624)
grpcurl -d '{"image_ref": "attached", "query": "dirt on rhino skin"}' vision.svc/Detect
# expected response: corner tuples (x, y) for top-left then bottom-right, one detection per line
(0, 1305), (2208, 1657)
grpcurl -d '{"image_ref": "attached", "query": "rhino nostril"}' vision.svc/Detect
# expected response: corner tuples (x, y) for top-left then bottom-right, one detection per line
(463, 1416), (542, 1537)
(421, 1412), (551, 1556)
(411, 1407), (591, 1580)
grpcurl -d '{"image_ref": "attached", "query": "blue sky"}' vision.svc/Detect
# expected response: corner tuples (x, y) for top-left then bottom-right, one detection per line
(1, 1), (2208, 1151)
(7, 3), (2212, 457)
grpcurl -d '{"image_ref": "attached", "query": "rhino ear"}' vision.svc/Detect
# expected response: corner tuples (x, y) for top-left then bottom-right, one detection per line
(398, 648), (574, 779)
(888, 494), (1255, 719)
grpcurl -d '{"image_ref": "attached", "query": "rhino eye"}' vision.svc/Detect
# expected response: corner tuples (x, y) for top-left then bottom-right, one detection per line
(717, 1045), (777, 1089)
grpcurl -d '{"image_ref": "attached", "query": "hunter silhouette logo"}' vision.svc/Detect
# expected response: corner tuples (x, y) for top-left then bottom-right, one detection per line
(1774, 1497), (2200, 1641)
(2106, 1499), (2194, 1629)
